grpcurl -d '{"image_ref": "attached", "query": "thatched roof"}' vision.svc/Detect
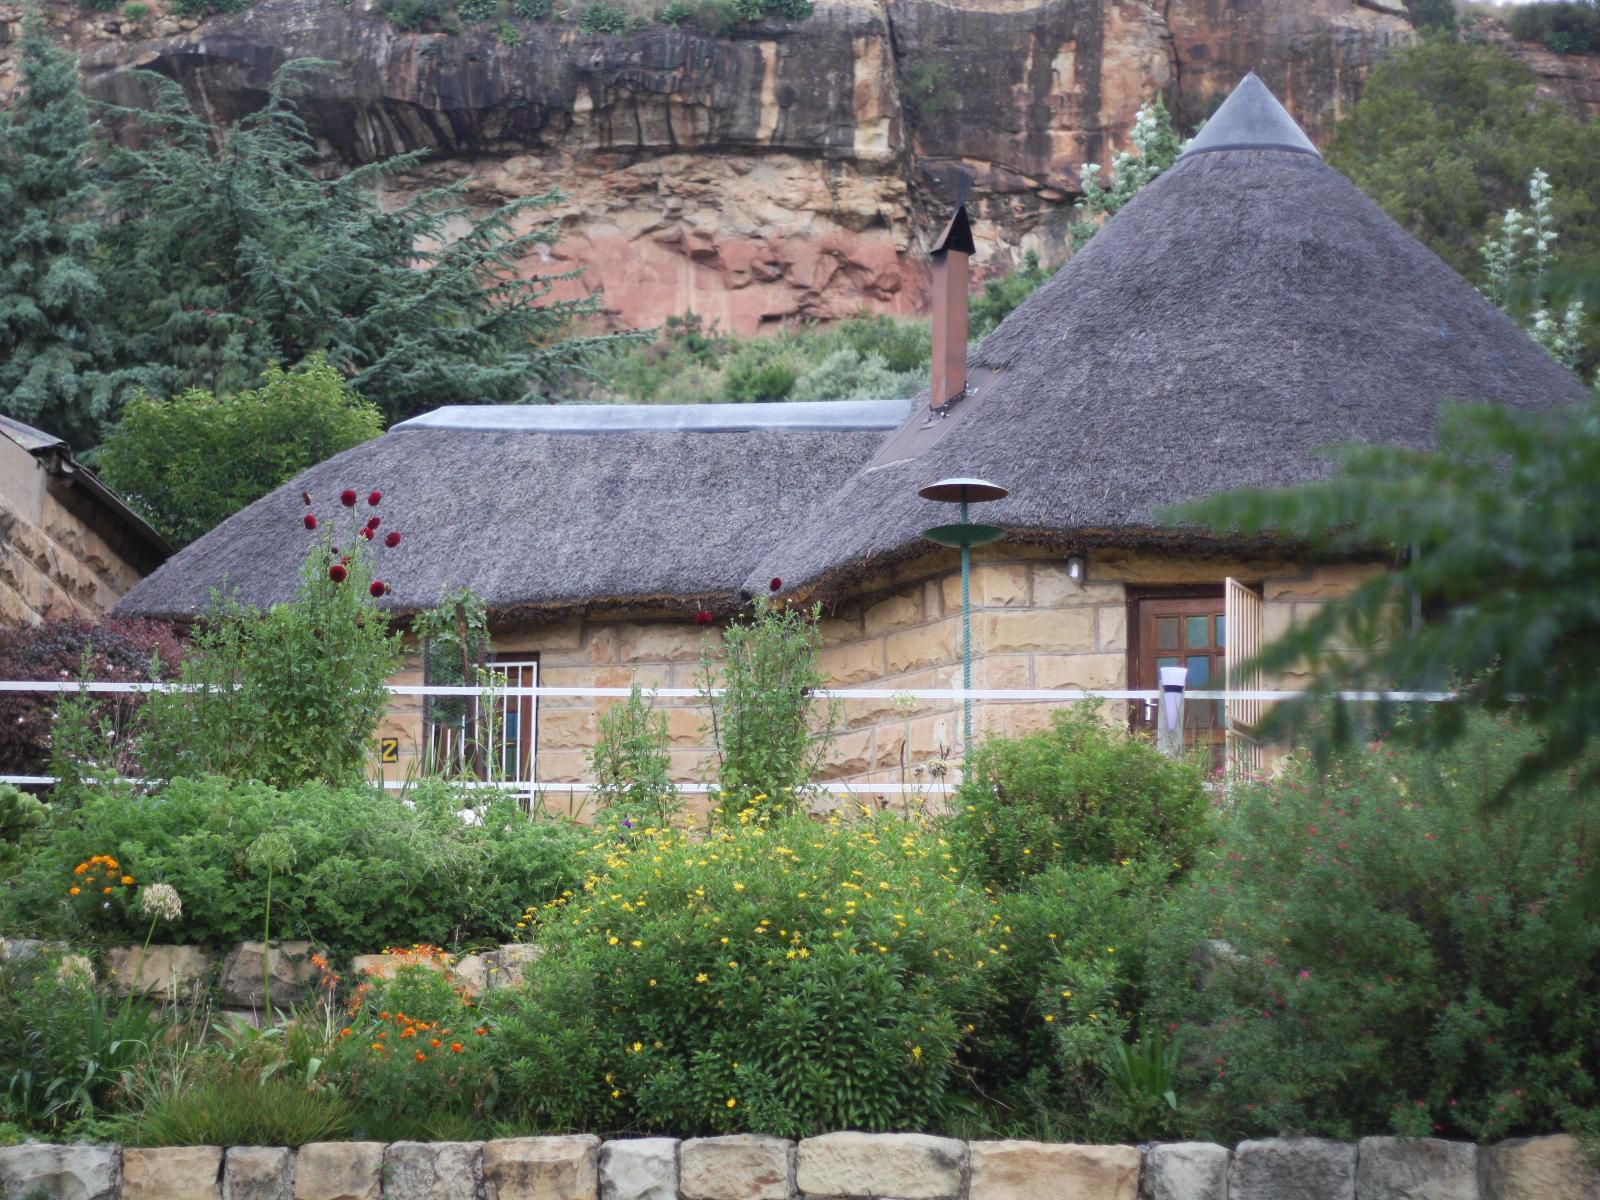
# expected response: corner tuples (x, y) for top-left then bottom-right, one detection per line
(115, 401), (905, 620)
(748, 74), (1591, 600)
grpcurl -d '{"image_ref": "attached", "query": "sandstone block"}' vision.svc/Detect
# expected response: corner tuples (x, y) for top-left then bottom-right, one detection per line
(123, 1145), (223, 1200)
(886, 622), (957, 675)
(979, 608), (1092, 654)
(483, 1135), (600, 1200)
(1230, 1138), (1355, 1200)
(1480, 1134), (1600, 1200)
(384, 1141), (483, 1200)
(292, 1142), (384, 1200)
(599, 1138), (679, 1200)
(863, 591), (924, 634)
(821, 638), (887, 686)
(942, 563), (1029, 610)
(0, 1143), (119, 1200)
(1035, 653), (1126, 690)
(539, 708), (598, 750)
(969, 1140), (1137, 1200)
(1263, 563), (1379, 602)
(681, 1135), (793, 1200)
(797, 1132), (964, 1199)
(1140, 1143), (1229, 1200)
(666, 706), (709, 747)
(979, 655), (1031, 689)
(450, 953), (491, 995)
(619, 624), (705, 664)
(104, 943), (213, 1000)
(1033, 565), (1124, 608)
(219, 940), (314, 1009)
(491, 942), (545, 989)
(1097, 605), (1128, 651)
(1355, 1137), (1477, 1200)
(224, 1145), (293, 1200)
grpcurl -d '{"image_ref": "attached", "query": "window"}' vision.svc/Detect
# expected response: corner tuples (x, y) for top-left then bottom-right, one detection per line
(425, 652), (538, 788)
(1128, 590), (1226, 759)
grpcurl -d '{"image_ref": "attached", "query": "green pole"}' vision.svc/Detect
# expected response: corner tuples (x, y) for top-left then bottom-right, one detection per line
(960, 496), (973, 750)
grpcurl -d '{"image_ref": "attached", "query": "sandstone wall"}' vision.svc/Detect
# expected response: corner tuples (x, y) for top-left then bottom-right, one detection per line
(0, 436), (159, 625)
(1, 0), (1418, 335)
(3, 1130), (1597, 1200)
(368, 547), (1374, 802)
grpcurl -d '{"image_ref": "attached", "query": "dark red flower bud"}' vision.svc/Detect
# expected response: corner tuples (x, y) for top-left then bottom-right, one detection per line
(340, 489), (357, 507)
(695, 610), (713, 626)
(366, 516), (381, 530)
(302, 491), (312, 505)
(368, 490), (382, 506)
(370, 581), (386, 598)
(328, 564), (348, 583)
(769, 577), (782, 592)
(303, 514), (318, 530)
(358, 527), (373, 540)
(384, 531), (402, 548)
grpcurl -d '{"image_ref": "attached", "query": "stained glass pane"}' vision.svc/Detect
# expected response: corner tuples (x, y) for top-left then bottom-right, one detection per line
(1186, 616), (1209, 648)
(1185, 655), (1211, 686)
(1156, 617), (1179, 650)
(1216, 615), (1226, 648)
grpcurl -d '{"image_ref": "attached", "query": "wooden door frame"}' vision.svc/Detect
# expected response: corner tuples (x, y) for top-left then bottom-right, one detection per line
(1124, 585), (1226, 691)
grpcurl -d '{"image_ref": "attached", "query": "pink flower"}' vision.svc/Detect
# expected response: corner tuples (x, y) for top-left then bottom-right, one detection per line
(303, 514), (318, 530)
(384, 531), (402, 548)
(769, 577), (782, 592)
(340, 489), (358, 507)
(368, 490), (383, 506)
(695, 611), (714, 626)
(358, 527), (373, 540)
(370, 581), (387, 598)
(366, 516), (381, 530)
(329, 564), (348, 583)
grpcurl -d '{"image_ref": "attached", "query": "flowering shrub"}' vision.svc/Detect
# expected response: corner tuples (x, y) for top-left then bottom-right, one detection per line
(1147, 715), (1600, 1143)
(0, 778), (590, 952)
(950, 704), (1212, 890)
(484, 814), (991, 1135)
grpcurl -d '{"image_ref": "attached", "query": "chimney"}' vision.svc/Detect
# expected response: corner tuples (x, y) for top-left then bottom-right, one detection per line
(929, 178), (976, 412)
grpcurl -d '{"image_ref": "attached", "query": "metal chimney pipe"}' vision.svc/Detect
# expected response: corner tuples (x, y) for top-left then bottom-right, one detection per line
(929, 181), (976, 412)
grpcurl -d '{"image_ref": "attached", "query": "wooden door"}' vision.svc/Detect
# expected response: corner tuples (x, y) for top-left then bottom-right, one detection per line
(1130, 593), (1226, 757)
(1224, 578), (1266, 776)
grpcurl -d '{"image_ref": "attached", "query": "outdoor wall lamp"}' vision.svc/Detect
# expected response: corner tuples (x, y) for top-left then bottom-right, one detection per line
(1066, 555), (1086, 583)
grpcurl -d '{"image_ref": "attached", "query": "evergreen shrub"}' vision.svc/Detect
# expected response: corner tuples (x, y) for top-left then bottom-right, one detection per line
(1147, 715), (1600, 1143)
(721, 356), (796, 403)
(484, 815), (992, 1135)
(591, 684), (679, 831)
(1508, 1), (1600, 53)
(0, 778), (590, 952)
(578, 2), (629, 32)
(458, 0), (502, 23)
(512, 0), (551, 17)
(950, 705), (1212, 890)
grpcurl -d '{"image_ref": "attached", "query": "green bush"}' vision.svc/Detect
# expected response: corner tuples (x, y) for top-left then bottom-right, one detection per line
(498, 21), (522, 43)
(1147, 716), (1600, 1143)
(1507, 1), (1600, 53)
(0, 778), (590, 953)
(483, 815), (992, 1135)
(721, 355), (796, 403)
(949, 705), (1212, 890)
(118, 1060), (353, 1147)
(0, 785), (47, 871)
(591, 684), (679, 831)
(379, 0), (457, 31)
(121, 2), (150, 19)
(458, 0), (501, 21)
(578, 2), (629, 32)
(512, 0), (551, 17)
(1406, 0), (1458, 34)
(701, 599), (830, 821)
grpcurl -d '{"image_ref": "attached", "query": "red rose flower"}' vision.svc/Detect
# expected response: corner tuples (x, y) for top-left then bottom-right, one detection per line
(366, 516), (381, 530)
(328, 564), (348, 583)
(695, 610), (713, 626)
(358, 527), (373, 540)
(303, 514), (318, 530)
(340, 489), (358, 507)
(769, 577), (782, 592)
(368, 490), (383, 506)
(370, 581), (387, 598)
(384, 531), (402, 548)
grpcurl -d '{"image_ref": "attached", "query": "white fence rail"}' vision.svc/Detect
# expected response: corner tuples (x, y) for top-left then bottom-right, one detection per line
(0, 680), (1455, 797)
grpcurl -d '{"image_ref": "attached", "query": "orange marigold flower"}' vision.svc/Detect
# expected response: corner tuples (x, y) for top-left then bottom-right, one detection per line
(340, 1028), (353, 1038)
(450, 1043), (463, 1054)
(68, 886), (80, 896)
(430, 1038), (442, 1048)
(414, 1051), (427, 1063)
(102, 887), (114, 895)
(73, 864), (87, 875)
(121, 876), (134, 886)
(474, 1027), (487, 1037)
(399, 1028), (416, 1039)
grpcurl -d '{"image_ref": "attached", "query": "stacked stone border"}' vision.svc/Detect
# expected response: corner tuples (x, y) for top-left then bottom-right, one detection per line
(2, 1129), (1597, 1200)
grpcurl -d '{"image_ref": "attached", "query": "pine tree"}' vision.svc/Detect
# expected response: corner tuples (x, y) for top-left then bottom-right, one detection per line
(98, 61), (632, 424)
(0, 21), (141, 449)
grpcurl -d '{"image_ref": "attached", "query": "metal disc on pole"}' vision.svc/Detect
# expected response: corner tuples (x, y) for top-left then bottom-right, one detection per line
(917, 477), (1010, 504)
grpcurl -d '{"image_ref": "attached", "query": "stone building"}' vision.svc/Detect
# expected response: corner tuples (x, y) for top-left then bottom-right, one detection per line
(0, 416), (171, 626)
(115, 76), (1588, 798)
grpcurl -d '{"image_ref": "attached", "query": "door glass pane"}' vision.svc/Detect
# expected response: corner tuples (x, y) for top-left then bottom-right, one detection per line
(1155, 656), (1180, 671)
(1185, 655), (1211, 686)
(1156, 617), (1179, 650)
(1216, 615), (1226, 648)
(1186, 616), (1210, 648)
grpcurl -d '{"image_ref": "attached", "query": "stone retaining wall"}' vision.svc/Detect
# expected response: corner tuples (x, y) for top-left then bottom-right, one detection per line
(2, 1131), (1596, 1200)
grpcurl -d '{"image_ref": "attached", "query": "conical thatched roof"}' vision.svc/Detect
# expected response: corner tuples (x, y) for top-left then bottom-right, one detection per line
(115, 401), (904, 621)
(748, 74), (1590, 600)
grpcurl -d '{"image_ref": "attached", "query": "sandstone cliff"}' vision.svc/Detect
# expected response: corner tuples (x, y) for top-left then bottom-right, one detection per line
(0, 0), (1515, 334)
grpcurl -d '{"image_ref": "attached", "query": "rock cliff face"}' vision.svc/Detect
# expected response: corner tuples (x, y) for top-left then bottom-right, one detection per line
(0, 0), (1439, 332)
